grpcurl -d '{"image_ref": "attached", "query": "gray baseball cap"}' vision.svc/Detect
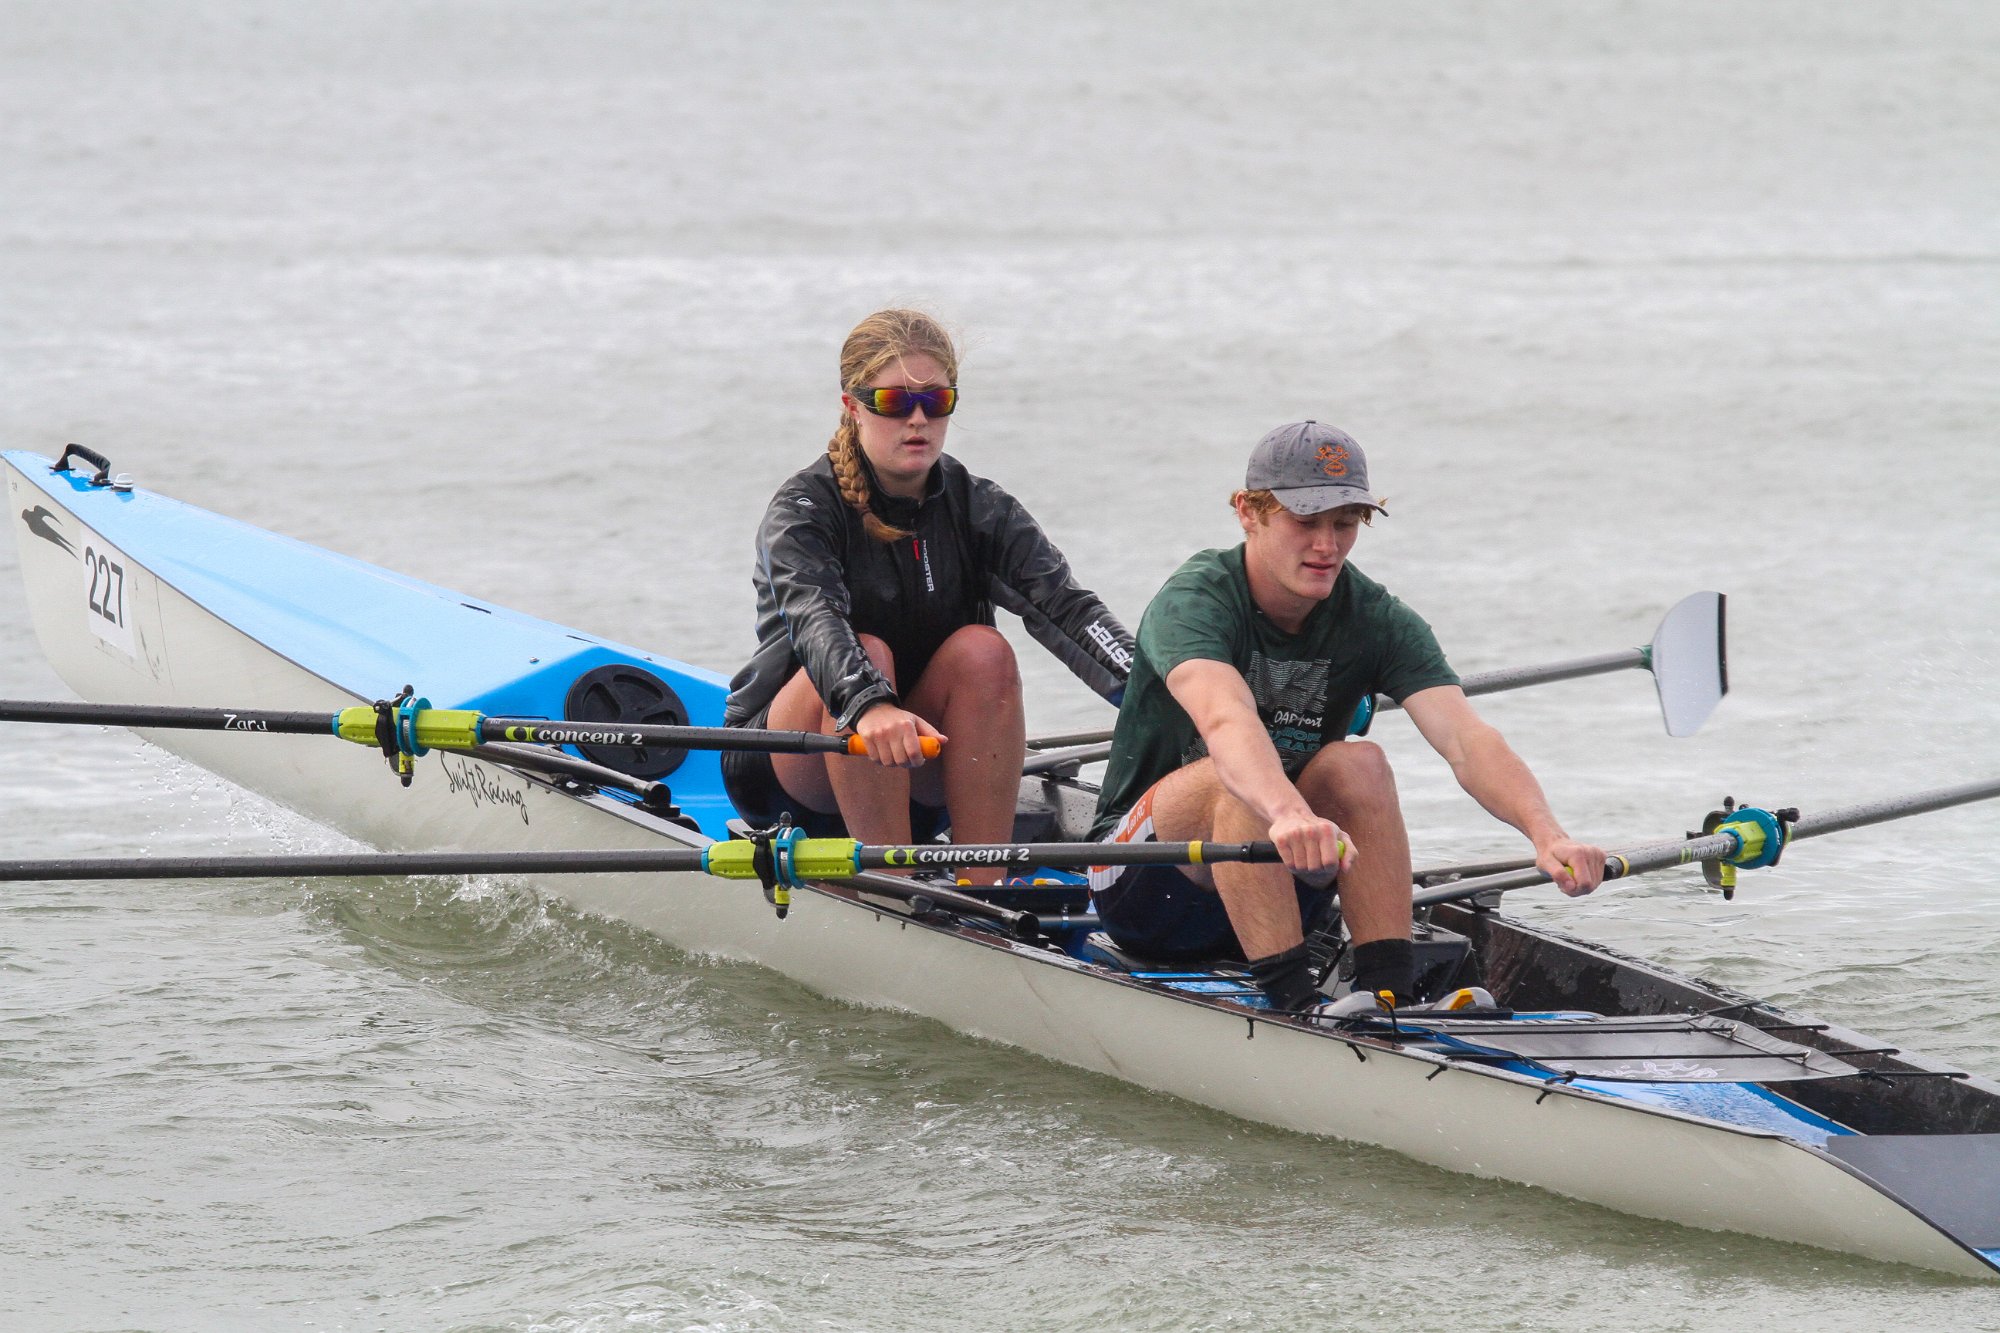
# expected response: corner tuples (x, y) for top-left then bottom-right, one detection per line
(1246, 421), (1385, 517)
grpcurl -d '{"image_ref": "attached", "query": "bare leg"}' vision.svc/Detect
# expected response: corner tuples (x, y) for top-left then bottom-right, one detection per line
(767, 635), (913, 845)
(765, 628), (1026, 882)
(902, 625), (1025, 885)
(1294, 740), (1411, 947)
(1145, 759), (1307, 960)
(1145, 741), (1412, 957)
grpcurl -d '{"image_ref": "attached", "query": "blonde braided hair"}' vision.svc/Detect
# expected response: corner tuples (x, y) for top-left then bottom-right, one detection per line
(830, 309), (959, 543)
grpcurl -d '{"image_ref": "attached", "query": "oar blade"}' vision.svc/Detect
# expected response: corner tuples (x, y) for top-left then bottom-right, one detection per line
(1650, 591), (1728, 737)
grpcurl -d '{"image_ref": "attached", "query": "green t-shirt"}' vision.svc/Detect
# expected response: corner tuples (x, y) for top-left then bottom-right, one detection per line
(1090, 546), (1460, 837)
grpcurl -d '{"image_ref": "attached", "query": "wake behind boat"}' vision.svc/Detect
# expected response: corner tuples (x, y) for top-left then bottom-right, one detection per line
(9, 445), (2000, 1279)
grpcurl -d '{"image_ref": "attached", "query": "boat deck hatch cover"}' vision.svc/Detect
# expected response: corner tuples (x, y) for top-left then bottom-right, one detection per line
(1822, 1134), (2000, 1250)
(1385, 1014), (1859, 1083)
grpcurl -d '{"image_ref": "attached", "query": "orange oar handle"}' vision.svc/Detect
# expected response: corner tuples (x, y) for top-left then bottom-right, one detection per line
(845, 735), (944, 759)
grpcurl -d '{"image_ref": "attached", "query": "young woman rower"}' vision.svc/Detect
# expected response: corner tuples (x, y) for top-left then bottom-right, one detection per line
(722, 309), (1133, 882)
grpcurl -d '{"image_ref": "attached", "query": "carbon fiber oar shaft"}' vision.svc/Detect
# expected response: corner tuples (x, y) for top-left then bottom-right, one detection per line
(0, 839), (1285, 883)
(1413, 778), (2000, 909)
(0, 849), (709, 881)
(0, 699), (334, 734)
(0, 698), (933, 758)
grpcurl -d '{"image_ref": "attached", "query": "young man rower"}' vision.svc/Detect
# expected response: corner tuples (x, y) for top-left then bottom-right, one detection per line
(1087, 421), (1606, 1013)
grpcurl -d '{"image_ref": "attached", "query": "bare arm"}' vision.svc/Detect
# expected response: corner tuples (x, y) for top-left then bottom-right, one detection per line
(1163, 659), (1353, 877)
(1402, 684), (1605, 894)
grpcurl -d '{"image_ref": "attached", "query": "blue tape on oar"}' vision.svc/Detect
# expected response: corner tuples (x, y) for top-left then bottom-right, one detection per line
(396, 695), (432, 758)
(1725, 805), (1787, 869)
(772, 824), (807, 889)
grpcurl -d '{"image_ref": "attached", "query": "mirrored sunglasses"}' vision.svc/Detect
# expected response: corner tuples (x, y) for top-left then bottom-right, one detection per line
(853, 386), (958, 418)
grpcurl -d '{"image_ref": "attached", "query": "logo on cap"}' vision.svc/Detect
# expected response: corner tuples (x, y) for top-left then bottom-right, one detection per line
(1245, 420), (1385, 518)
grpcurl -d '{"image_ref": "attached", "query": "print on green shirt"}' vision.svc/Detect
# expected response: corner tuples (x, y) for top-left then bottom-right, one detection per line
(1091, 545), (1460, 838)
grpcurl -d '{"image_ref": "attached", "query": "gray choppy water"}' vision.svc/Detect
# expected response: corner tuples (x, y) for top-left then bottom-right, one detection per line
(3, 2), (1999, 1329)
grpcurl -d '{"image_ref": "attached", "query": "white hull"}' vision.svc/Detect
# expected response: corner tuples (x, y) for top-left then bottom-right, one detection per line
(8, 455), (1994, 1280)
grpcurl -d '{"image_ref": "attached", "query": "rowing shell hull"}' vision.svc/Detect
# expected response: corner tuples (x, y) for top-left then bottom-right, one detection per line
(8, 451), (1996, 1280)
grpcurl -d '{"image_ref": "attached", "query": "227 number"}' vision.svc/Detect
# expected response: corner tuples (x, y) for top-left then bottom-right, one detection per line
(84, 544), (126, 629)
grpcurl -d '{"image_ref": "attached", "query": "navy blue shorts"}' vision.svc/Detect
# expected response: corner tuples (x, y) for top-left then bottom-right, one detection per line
(1088, 784), (1334, 962)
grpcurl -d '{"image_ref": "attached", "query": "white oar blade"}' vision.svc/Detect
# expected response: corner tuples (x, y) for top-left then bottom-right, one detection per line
(1650, 591), (1728, 737)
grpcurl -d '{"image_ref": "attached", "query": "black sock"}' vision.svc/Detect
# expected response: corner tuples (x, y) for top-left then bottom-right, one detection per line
(1247, 943), (1319, 1012)
(1350, 938), (1415, 1006)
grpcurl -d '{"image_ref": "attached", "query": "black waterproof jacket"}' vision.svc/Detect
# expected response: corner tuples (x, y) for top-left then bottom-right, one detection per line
(725, 453), (1134, 730)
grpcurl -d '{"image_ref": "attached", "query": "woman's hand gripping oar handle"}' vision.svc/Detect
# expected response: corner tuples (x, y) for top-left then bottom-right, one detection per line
(845, 735), (943, 759)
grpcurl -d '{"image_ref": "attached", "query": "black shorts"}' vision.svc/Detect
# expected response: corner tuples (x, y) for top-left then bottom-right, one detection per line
(1088, 782), (1334, 962)
(719, 706), (948, 842)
